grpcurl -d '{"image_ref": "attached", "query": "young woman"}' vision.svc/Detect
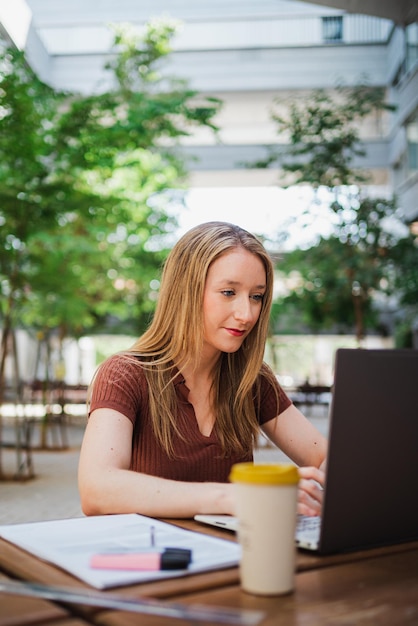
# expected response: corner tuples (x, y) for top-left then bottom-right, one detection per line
(78, 222), (327, 518)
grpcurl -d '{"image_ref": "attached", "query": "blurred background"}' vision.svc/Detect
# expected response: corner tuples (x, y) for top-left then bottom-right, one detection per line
(0, 1), (417, 432)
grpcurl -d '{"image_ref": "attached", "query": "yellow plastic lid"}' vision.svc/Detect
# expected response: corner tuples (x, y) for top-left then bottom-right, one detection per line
(229, 462), (299, 485)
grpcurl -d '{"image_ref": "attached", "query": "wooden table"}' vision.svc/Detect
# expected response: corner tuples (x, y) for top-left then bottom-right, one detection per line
(1, 519), (418, 626)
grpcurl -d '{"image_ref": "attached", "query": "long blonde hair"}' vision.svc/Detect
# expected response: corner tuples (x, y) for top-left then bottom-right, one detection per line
(125, 222), (275, 455)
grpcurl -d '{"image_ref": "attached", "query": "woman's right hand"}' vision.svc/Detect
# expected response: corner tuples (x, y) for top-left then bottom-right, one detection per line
(297, 465), (325, 517)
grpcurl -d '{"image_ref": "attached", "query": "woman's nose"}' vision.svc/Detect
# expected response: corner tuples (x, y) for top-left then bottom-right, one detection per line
(233, 297), (253, 323)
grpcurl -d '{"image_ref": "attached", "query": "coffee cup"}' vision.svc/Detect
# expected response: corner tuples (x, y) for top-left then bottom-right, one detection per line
(229, 462), (299, 595)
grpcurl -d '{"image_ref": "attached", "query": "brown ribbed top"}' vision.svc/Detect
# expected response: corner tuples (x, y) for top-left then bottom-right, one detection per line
(89, 354), (291, 483)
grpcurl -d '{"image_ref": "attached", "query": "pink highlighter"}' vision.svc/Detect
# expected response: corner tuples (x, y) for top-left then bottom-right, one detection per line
(90, 547), (192, 571)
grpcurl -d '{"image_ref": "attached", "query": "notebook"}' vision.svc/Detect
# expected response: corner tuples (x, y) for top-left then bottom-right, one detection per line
(195, 348), (418, 555)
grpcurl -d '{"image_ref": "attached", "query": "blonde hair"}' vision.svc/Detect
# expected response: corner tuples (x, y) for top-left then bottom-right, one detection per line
(122, 222), (275, 456)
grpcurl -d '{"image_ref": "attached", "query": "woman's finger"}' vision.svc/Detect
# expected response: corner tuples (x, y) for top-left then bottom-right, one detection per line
(298, 466), (325, 488)
(297, 477), (324, 516)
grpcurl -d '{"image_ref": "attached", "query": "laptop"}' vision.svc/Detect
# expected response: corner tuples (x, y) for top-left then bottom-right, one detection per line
(195, 348), (418, 555)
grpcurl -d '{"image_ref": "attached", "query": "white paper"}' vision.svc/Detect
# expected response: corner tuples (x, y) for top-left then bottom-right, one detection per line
(0, 514), (241, 589)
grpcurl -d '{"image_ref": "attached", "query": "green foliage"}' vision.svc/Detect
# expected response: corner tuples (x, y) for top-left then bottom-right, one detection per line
(258, 83), (414, 342)
(0, 20), (221, 385)
(276, 197), (385, 322)
(390, 233), (418, 347)
(390, 233), (418, 307)
(272, 194), (415, 341)
(0, 45), (69, 325)
(258, 84), (394, 188)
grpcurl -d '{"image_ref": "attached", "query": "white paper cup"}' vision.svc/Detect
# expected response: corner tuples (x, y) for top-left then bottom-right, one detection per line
(229, 462), (299, 596)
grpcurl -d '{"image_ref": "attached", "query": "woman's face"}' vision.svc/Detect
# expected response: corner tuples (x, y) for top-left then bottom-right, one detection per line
(202, 248), (266, 360)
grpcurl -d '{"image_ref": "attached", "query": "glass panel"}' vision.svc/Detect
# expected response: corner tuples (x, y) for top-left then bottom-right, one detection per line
(406, 23), (418, 73)
(406, 112), (418, 173)
(322, 16), (343, 43)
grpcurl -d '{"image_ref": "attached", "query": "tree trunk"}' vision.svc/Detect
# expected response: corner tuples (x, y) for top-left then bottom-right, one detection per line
(0, 317), (23, 476)
(352, 292), (365, 346)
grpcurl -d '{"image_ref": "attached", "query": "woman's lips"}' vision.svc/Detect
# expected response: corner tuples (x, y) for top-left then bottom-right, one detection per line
(225, 328), (245, 337)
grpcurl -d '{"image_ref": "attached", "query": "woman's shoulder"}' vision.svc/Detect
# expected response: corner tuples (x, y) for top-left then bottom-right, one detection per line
(257, 362), (280, 389)
(94, 352), (147, 384)
(256, 362), (292, 417)
(90, 352), (149, 419)
(100, 351), (143, 367)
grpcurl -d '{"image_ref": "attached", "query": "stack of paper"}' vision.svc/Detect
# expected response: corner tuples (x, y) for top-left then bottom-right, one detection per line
(0, 514), (241, 589)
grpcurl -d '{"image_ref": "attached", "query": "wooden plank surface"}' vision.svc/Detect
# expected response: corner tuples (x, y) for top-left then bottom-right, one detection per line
(1, 519), (418, 626)
(0, 573), (92, 626)
(89, 549), (418, 626)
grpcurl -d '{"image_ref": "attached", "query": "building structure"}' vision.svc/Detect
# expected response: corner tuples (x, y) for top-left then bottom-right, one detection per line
(1, 0), (417, 382)
(0, 0), (417, 225)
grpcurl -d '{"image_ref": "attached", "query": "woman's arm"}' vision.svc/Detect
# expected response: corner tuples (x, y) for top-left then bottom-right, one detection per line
(261, 403), (328, 516)
(78, 408), (235, 518)
(261, 403), (327, 468)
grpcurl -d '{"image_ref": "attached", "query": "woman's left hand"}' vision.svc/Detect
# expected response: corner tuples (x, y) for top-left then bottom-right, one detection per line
(297, 465), (325, 517)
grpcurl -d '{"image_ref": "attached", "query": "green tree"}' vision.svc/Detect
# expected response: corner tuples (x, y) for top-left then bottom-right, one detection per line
(0, 19), (221, 398)
(0, 43), (73, 398)
(273, 196), (409, 340)
(390, 233), (418, 347)
(258, 84), (393, 188)
(255, 84), (414, 343)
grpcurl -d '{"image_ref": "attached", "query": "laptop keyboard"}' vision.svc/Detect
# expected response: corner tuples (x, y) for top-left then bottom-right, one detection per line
(296, 514), (321, 545)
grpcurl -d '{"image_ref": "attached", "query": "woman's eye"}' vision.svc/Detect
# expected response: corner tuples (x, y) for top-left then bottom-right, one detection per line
(251, 294), (264, 302)
(221, 290), (235, 297)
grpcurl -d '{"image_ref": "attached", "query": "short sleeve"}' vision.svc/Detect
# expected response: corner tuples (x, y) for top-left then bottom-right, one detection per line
(256, 370), (292, 425)
(89, 354), (147, 425)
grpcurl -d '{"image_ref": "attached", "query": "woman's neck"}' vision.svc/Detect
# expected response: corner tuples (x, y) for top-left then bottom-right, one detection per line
(177, 345), (221, 387)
